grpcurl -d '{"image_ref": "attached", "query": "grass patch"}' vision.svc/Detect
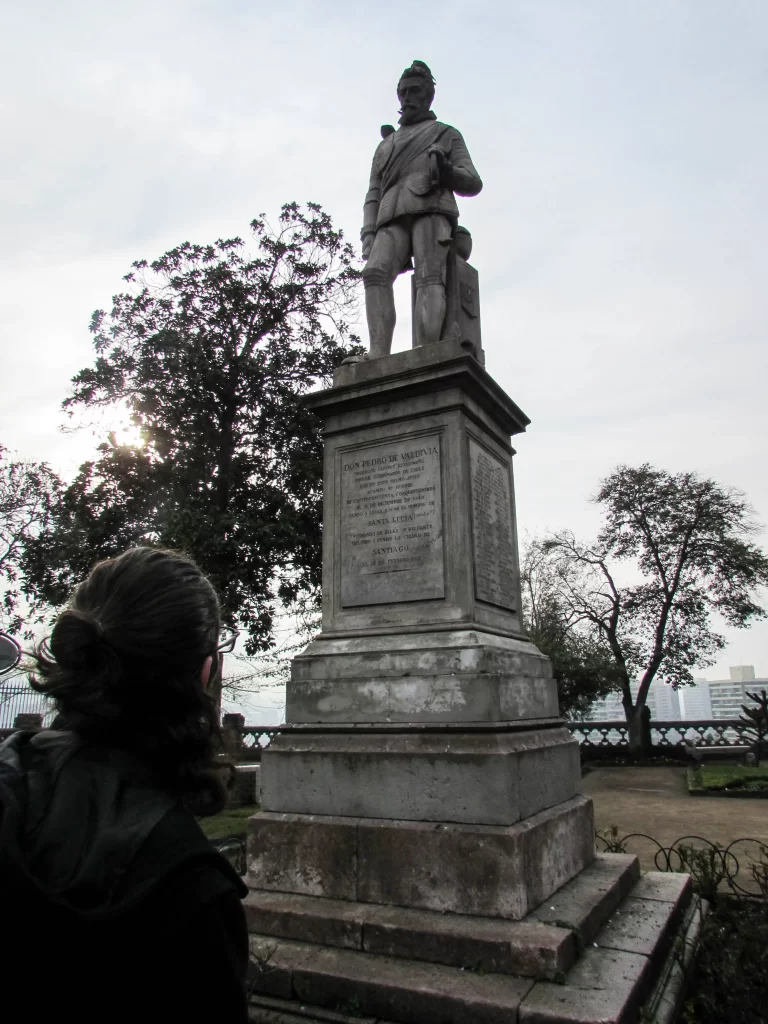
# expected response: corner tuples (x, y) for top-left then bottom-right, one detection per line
(688, 763), (768, 795)
(197, 804), (260, 840)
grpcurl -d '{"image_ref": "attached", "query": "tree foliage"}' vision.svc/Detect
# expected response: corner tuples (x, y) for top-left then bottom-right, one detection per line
(740, 689), (768, 766)
(0, 447), (61, 637)
(23, 204), (362, 653)
(536, 464), (768, 747)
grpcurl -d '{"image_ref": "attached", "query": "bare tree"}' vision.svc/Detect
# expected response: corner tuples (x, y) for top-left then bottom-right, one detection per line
(537, 465), (768, 753)
(521, 540), (622, 718)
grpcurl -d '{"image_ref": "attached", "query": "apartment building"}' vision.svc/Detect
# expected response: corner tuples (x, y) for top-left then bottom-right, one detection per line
(583, 666), (765, 721)
(707, 666), (767, 720)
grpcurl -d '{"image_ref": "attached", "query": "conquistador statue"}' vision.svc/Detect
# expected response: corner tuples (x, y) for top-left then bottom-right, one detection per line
(361, 60), (483, 358)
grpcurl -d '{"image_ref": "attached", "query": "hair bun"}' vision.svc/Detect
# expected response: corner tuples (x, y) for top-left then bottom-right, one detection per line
(50, 609), (104, 670)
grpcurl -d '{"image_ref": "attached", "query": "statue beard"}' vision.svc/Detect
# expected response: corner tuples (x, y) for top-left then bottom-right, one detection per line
(398, 105), (432, 126)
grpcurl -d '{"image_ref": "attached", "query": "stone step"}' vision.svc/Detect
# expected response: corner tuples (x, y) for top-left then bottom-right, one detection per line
(525, 852), (641, 948)
(248, 933), (534, 1024)
(244, 890), (576, 980)
(244, 853), (640, 982)
(248, 992), (379, 1023)
(518, 871), (694, 1023)
(246, 866), (698, 1024)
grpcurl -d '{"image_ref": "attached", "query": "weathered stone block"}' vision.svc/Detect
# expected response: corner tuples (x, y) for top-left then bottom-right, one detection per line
(357, 797), (594, 919)
(261, 725), (580, 825)
(248, 799), (593, 918)
(522, 797), (596, 911)
(247, 813), (358, 900)
(287, 631), (558, 724)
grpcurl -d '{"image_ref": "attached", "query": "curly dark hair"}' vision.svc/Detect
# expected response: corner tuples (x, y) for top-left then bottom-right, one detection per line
(30, 547), (227, 816)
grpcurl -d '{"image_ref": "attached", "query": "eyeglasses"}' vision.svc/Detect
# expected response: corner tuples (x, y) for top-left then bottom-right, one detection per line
(217, 627), (239, 654)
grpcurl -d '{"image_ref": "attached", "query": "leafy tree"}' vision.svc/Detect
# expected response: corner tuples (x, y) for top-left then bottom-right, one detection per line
(740, 689), (768, 766)
(23, 203), (362, 654)
(0, 447), (61, 638)
(537, 464), (768, 753)
(522, 540), (622, 718)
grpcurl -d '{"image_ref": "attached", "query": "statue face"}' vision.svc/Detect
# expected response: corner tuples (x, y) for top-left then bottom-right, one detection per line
(397, 76), (432, 125)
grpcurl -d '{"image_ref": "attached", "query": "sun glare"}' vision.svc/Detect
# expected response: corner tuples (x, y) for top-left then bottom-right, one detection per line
(96, 402), (147, 450)
(113, 421), (146, 448)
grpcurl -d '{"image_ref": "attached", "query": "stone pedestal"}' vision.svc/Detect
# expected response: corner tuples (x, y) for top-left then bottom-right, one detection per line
(246, 344), (700, 1023)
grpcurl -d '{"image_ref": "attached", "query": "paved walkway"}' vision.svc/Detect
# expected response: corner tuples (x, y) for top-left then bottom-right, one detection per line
(581, 766), (768, 871)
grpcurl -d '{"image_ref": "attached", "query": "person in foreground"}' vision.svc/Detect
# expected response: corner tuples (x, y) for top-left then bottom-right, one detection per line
(0, 547), (249, 1023)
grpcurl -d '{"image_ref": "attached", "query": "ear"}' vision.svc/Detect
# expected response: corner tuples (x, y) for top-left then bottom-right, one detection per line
(201, 655), (213, 691)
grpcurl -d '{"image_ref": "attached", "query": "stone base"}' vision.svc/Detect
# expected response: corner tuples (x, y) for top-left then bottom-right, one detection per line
(248, 796), (594, 920)
(246, 856), (704, 1024)
(288, 631), (558, 724)
(261, 723), (580, 825)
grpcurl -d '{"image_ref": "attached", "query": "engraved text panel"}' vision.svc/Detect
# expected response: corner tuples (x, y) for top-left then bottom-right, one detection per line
(469, 439), (517, 610)
(340, 437), (444, 607)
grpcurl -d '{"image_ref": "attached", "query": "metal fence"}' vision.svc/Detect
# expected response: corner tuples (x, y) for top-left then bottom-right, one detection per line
(596, 829), (768, 898)
(0, 683), (51, 730)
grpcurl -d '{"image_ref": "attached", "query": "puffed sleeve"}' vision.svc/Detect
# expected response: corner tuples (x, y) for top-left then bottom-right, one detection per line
(446, 129), (483, 197)
(362, 141), (386, 240)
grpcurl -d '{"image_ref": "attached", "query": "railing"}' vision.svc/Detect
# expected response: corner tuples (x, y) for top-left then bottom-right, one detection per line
(238, 721), (752, 756)
(0, 683), (50, 730)
(2, 717), (751, 756)
(567, 719), (752, 750)
(241, 726), (281, 758)
(596, 829), (768, 899)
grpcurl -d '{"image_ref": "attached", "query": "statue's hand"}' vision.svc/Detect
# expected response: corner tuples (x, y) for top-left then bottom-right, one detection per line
(361, 234), (374, 260)
(427, 145), (453, 188)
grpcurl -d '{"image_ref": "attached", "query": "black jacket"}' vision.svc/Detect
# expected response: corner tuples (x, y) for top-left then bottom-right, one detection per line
(0, 730), (249, 1023)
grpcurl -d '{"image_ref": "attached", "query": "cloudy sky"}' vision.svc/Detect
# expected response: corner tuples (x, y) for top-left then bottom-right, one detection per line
(2, 1), (767, 716)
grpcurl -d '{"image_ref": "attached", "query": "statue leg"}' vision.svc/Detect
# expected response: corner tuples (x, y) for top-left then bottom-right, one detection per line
(363, 223), (410, 358)
(412, 215), (452, 347)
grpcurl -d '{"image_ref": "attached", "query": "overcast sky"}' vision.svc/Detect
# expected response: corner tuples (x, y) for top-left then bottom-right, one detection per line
(2, 1), (767, 716)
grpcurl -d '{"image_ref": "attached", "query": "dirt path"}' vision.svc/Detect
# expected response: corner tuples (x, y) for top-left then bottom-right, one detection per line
(581, 766), (768, 872)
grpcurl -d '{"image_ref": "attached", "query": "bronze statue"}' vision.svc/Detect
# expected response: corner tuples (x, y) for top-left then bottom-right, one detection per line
(361, 61), (483, 358)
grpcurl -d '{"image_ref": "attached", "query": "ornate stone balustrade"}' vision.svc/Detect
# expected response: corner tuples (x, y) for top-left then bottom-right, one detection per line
(241, 725), (281, 757)
(2, 719), (751, 754)
(567, 719), (751, 750)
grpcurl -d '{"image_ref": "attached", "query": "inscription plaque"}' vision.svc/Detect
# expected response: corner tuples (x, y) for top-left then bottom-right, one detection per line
(340, 436), (444, 607)
(469, 438), (517, 610)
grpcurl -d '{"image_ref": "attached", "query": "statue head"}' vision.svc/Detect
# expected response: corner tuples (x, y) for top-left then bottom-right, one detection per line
(397, 60), (435, 125)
